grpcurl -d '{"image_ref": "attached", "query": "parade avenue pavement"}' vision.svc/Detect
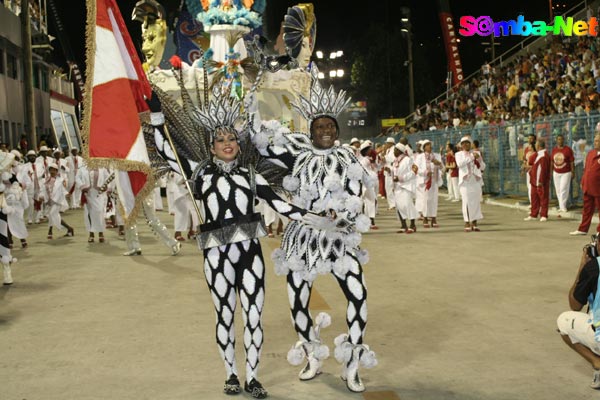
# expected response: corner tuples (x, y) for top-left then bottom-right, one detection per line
(0, 194), (595, 399)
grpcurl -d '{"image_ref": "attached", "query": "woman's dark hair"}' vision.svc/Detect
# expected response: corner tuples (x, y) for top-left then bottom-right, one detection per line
(360, 146), (371, 157)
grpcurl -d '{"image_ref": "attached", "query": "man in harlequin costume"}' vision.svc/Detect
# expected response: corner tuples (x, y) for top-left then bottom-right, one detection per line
(251, 64), (377, 393)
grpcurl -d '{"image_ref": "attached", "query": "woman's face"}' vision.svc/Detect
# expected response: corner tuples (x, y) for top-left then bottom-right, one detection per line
(49, 167), (58, 177)
(211, 129), (239, 162)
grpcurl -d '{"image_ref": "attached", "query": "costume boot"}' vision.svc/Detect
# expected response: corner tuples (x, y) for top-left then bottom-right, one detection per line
(334, 334), (378, 393)
(123, 225), (142, 256)
(287, 312), (331, 381)
(3, 262), (13, 285)
(144, 201), (180, 255)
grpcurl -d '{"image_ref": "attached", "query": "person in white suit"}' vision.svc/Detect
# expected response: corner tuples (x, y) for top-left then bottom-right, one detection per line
(415, 139), (443, 227)
(76, 164), (110, 243)
(455, 136), (486, 232)
(65, 148), (84, 209)
(391, 143), (419, 233)
(44, 163), (74, 239)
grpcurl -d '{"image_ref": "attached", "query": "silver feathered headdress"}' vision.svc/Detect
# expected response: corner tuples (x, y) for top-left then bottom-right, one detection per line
(194, 85), (242, 139)
(291, 64), (351, 122)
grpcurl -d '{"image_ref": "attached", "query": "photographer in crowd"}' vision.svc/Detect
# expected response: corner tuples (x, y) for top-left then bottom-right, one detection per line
(557, 233), (600, 389)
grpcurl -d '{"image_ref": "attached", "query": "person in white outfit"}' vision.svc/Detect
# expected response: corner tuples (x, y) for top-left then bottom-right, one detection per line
(76, 164), (110, 243)
(455, 136), (485, 232)
(359, 140), (379, 229)
(414, 140), (425, 218)
(391, 143), (418, 233)
(44, 163), (74, 239)
(35, 147), (51, 222)
(382, 137), (396, 209)
(22, 151), (42, 224)
(445, 142), (460, 201)
(65, 148), (84, 209)
(166, 171), (177, 215)
(172, 174), (199, 241)
(4, 163), (29, 248)
(415, 139), (443, 228)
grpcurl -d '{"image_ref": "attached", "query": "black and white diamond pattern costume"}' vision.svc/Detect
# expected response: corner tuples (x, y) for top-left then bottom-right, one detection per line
(253, 128), (377, 386)
(193, 160), (307, 383)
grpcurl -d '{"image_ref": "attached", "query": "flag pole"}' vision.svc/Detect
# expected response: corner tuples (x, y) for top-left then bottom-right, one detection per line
(162, 124), (204, 225)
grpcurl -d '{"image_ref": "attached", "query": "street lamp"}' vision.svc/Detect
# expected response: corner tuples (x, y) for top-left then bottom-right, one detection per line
(337, 69), (345, 77)
(401, 7), (414, 114)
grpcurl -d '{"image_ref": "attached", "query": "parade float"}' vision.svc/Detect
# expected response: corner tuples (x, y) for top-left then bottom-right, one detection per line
(133, 0), (316, 132)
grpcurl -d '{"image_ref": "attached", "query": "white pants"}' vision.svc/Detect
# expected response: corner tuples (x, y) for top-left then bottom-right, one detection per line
(173, 196), (200, 232)
(363, 187), (377, 219)
(446, 172), (454, 199)
(553, 171), (571, 211)
(393, 188), (417, 220)
(385, 175), (395, 208)
(450, 176), (460, 200)
(154, 186), (163, 211)
(459, 180), (483, 222)
(70, 185), (82, 208)
(526, 174), (531, 203)
(422, 185), (439, 218)
(557, 311), (600, 356)
(415, 185), (425, 213)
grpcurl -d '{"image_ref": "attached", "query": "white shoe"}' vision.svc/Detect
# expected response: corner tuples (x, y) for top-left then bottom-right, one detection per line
(540, 217), (548, 222)
(123, 248), (142, 256)
(343, 348), (365, 393)
(570, 230), (587, 236)
(592, 369), (600, 389)
(3, 263), (13, 285)
(299, 352), (322, 381)
(523, 216), (536, 221)
(171, 242), (181, 256)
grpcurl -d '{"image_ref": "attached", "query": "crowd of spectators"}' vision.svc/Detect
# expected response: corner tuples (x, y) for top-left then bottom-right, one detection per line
(410, 29), (600, 134)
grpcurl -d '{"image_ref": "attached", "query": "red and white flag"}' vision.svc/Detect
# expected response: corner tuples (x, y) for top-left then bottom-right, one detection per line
(83, 0), (153, 225)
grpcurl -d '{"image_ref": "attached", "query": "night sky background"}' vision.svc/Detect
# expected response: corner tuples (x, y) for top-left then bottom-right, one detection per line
(49, 0), (578, 118)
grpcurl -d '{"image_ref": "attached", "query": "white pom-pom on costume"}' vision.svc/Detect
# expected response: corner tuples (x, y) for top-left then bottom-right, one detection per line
(359, 347), (378, 369)
(315, 259), (332, 275)
(311, 197), (328, 213)
(271, 249), (289, 276)
(0, 183), (6, 193)
(323, 173), (343, 193)
(288, 255), (305, 272)
(333, 255), (353, 276)
(344, 232), (362, 248)
(273, 131), (290, 146)
(356, 249), (370, 265)
(1, 255), (11, 264)
(326, 196), (344, 212)
(252, 131), (270, 150)
(334, 333), (348, 347)
(334, 334), (353, 364)
(282, 176), (300, 192)
(274, 261), (288, 276)
(355, 214), (371, 233)
(287, 343), (306, 366)
(315, 312), (332, 329)
(302, 268), (318, 282)
(262, 119), (282, 133)
(271, 248), (285, 263)
(1, 172), (11, 181)
(345, 196), (363, 214)
(347, 163), (364, 181)
(313, 344), (330, 360)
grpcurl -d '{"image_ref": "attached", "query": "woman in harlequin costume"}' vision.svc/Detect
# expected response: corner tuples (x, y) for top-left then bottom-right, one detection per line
(150, 70), (331, 397)
(250, 64), (378, 393)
